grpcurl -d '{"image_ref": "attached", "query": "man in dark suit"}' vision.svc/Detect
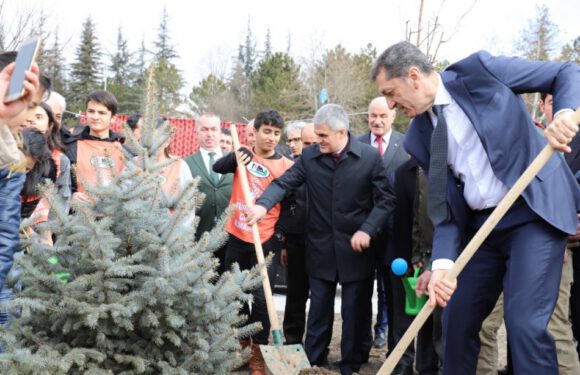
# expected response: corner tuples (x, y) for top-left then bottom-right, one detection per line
(542, 92), (580, 364)
(358, 97), (408, 360)
(247, 104), (395, 375)
(184, 114), (233, 274)
(372, 41), (580, 374)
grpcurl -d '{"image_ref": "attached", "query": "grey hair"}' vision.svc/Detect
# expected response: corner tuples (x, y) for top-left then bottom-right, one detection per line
(370, 41), (434, 81)
(285, 121), (307, 136)
(313, 104), (349, 131)
(46, 91), (66, 111)
(195, 113), (221, 130)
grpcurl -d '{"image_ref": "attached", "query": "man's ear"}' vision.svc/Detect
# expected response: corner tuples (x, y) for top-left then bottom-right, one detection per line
(408, 67), (421, 88)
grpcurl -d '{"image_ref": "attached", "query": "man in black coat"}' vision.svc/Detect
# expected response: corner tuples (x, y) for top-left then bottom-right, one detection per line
(247, 104), (395, 375)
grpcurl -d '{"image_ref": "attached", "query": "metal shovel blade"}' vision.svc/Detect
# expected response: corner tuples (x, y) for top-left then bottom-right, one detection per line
(260, 343), (311, 375)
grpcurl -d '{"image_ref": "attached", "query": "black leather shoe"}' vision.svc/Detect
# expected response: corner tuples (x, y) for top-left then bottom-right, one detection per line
(392, 364), (414, 375)
(373, 332), (387, 348)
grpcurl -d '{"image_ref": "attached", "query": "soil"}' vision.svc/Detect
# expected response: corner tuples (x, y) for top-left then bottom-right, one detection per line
(299, 366), (340, 375)
(232, 312), (507, 374)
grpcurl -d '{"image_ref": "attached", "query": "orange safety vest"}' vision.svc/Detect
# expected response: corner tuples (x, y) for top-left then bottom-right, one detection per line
(75, 140), (125, 193)
(26, 150), (63, 224)
(159, 158), (183, 197)
(227, 152), (293, 244)
(52, 149), (62, 179)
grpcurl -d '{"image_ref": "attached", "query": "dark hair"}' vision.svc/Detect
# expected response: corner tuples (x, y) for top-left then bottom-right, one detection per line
(371, 41), (435, 81)
(221, 128), (231, 136)
(150, 115), (172, 158)
(126, 114), (142, 130)
(254, 109), (284, 130)
(21, 128), (55, 197)
(0, 51), (51, 96)
(38, 102), (65, 152)
(540, 92), (551, 102)
(85, 90), (118, 116)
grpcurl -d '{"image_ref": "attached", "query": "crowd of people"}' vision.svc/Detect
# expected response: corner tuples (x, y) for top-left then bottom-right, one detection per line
(0, 40), (579, 375)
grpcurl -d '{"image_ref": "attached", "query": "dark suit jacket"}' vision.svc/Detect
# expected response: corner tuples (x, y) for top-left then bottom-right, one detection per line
(392, 159), (417, 264)
(357, 130), (408, 176)
(404, 51), (580, 262)
(256, 135), (395, 283)
(184, 152), (233, 240)
(566, 135), (580, 174)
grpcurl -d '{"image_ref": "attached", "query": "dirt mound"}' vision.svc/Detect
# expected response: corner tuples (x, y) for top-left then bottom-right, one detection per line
(299, 366), (341, 375)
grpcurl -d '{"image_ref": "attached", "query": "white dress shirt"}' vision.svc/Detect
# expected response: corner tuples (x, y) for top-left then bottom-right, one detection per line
(371, 130), (392, 152)
(430, 75), (509, 270)
(199, 147), (223, 178)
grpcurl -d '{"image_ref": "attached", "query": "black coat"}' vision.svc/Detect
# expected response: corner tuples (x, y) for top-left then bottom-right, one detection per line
(256, 136), (395, 283)
(392, 158), (418, 263)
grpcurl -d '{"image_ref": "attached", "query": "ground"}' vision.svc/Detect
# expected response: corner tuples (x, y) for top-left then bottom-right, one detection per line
(232, 311), (508, 374)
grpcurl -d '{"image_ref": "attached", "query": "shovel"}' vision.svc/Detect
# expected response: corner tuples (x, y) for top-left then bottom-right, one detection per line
(230, 124), (311, 374)
(377, 108), (580, 375)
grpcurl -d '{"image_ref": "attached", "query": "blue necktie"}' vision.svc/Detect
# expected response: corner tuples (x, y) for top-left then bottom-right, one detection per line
(427, 105), (449, 225)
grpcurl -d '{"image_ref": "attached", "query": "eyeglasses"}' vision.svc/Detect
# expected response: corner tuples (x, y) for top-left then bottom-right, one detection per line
(286, 137), (302, 145)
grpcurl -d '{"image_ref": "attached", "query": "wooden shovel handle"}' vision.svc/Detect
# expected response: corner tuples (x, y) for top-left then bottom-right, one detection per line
(378, 107), (580, 374)
(229, 125), (281, 331)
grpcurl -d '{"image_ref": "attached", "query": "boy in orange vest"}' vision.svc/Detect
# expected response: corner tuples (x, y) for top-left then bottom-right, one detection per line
(213, 109), (293, 375)
(63, 90), (124, 201)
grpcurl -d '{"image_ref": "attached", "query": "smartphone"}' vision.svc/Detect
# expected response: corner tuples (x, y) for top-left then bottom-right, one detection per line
(3, 37), (41, 103)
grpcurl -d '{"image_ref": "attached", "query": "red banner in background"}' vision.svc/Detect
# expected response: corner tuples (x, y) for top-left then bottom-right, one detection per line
(79, 114), (247, 158)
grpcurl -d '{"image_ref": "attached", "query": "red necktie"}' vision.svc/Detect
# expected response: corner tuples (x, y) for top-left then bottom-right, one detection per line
(376, 136), (384, 156)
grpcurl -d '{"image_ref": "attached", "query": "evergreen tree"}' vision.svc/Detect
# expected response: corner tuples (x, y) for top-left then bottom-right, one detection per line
(42, 27), (67, 94)
(241, 19), (257, 80)
(108, 27), (142, 114)
(251, 52), (309, 120)
(152, 7), (184, 115)
(188, 74), (242, 120)
(560, 36), (580, 63)
(263, 27), (272, 60)
(514, 4), (559, 118)
(0, 72), (262, 374)
(313, 45), (371, 134)
(68, 17), (102, 114)
(153, 7), (177, 61)
(152, 59), (184, 116)
(515, 4), (559, 61)
(228, 47), (254, 120)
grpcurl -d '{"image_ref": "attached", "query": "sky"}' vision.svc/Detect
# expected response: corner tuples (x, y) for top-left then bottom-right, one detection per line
(4, 0), (580, 92)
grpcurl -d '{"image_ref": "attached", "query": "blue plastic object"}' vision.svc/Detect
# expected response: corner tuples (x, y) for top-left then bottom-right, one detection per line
(391, 258), (408, 276)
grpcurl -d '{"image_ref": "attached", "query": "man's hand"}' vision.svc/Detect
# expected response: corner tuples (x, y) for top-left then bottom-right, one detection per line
(350, 230), (371, 252)
(544, 110), (579, 153)
(427, 269), (457, 307)
(245, 204), (267, 226)
(416, 270), (431, 297)
(0, 62), (40, 121)
(236, 147), (253, 166)
(281, 248), (288, 267)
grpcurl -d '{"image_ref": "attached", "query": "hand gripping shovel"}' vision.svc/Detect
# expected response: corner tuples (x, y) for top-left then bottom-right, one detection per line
(377, 108), (580, 375)
(230, 125), (310, 374)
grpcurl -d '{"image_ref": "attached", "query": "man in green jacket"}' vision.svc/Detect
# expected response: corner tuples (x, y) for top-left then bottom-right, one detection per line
(184, 114), (233, 274)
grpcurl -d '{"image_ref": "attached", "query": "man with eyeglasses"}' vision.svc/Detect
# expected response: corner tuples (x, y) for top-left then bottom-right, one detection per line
(279, 121), (310, 345)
